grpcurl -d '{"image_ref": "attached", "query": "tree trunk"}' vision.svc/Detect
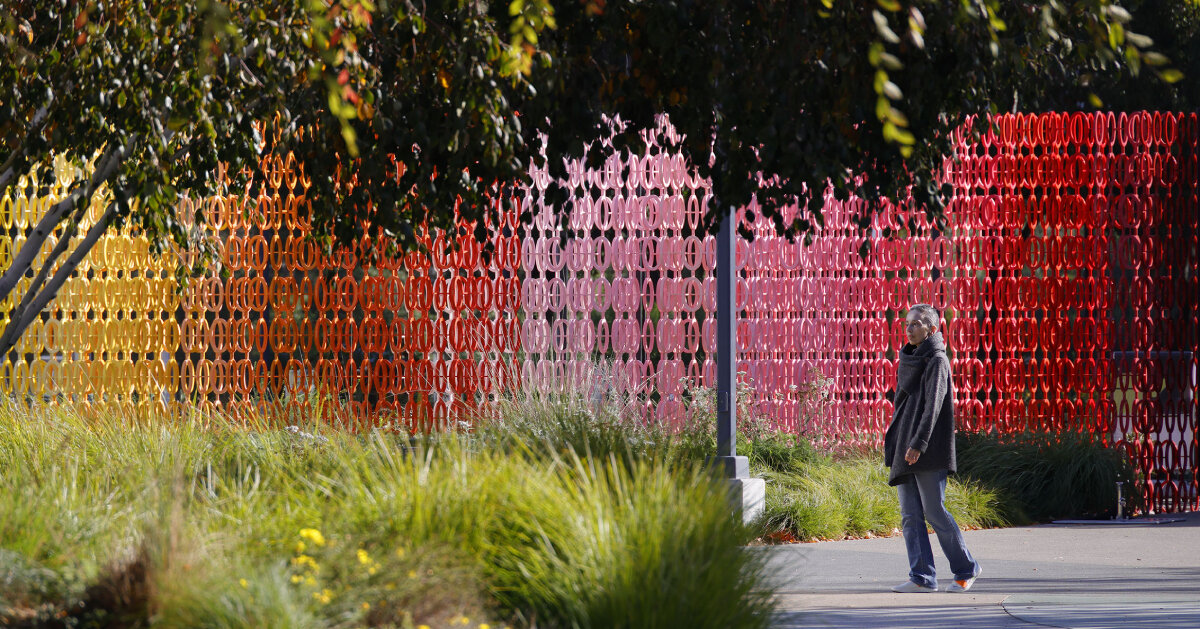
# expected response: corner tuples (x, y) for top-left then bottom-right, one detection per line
(0, 143), (126, 300)
(0, 193), (121, 361)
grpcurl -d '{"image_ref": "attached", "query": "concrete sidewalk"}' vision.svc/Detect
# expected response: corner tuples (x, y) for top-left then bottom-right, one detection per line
(760, 511), (1200, 628)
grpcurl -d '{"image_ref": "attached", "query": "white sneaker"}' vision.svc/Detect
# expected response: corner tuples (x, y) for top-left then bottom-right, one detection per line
(946, 576), (977, 593)
(891, 580), (936, 593)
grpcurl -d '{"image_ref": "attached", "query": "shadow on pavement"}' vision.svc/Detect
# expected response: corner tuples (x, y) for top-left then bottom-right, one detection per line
(977, 567), (1200, 595)
(1002, 601), (1200, 629)
(772, 606), (1028, 629)
(1046, 516), (1200, 529)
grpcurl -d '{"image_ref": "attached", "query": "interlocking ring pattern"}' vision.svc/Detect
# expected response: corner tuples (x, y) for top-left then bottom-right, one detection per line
(520, 112), (1199, 514)
(0, 154), (523, 431)
(2, 112), (1197, 512)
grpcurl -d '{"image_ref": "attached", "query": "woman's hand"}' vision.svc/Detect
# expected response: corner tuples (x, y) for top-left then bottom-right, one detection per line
(904, 447), (921, 465)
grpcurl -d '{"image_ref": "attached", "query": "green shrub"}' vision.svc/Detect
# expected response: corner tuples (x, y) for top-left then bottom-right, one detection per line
(764, 477), (850, 541)
(944, 476), (1009, 530)
(478, 388), (671, 466)
(484, 455), (772, 628)
(956, 430), (1136, 522)
(0, 549), (75, 615)
(740, 432), (830, 474)
(759, 455), (1006, 542)
(475, 373), (1010, 546)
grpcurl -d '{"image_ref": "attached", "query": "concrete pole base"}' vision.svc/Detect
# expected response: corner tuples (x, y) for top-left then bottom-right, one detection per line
(708, 455), (765, 525)
(728, 477), (766, 525)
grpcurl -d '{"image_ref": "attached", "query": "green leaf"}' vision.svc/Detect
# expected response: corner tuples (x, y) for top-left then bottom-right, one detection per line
(872, 11), (900, 44)
(875, 96), (890, 121)
(341, 124), (359, 156)
(873, 69), (888, 93)
(1125, 47), (1141, 75)
(1142, 52), (1168, 67)
(868, 42), (907, 73)
(986, 6), (1007, 31)
(883, 121), (914, 145)
(882, 81), (902, 100)
(1125, 31), (1153, 49)
(909, 29), (924, 49)
(1108, 22), (1124, 49)
(882, 121), (898, 142)
(1159, 69), (1184, 84)
(1105, 5), (1132, 23)
(885, 107), (909, 126)
(868, 41), (883, 67)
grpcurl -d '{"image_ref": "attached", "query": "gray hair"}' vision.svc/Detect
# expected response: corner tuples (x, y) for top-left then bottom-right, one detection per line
(907, 304), (940, 330)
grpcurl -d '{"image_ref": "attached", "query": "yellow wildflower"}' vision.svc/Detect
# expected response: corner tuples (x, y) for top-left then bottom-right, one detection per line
(407, 570), (418, 579)
(357, 549), (372, 565)
(361, 602), (371, 612)
(368, 565), (378, 575)
(290, 575), (303, 584)
(313, 588), (333, 604)
(299, 528), (326, 547)
(238, 578), (248, 589)
(295, 541), (306, 553)
(480, 625), (491, 629)
(418, 626), (431, 629)
(304, 575), (316, 586)
(291, 555), (319, 572)
(395, 547), (406, 558)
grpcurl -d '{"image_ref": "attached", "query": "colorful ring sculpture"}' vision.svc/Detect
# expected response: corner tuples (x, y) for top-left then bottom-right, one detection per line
(1, 112), (1197, 513)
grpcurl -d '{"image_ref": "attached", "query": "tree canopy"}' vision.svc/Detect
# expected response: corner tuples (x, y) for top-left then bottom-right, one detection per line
(0, 0), (552, 356)
(521, 0), (1193, 239)
(1, 0), (1194, 356)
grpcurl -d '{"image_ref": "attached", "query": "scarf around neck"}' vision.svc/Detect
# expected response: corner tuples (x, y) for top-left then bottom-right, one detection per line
(896, 332), (946, 398)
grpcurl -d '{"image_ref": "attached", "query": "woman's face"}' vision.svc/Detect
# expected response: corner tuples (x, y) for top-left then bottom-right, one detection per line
(905, 314), (934, 346)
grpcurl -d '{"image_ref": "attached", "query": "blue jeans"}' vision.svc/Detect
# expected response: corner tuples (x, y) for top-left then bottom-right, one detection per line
(897, 470), (980, 589)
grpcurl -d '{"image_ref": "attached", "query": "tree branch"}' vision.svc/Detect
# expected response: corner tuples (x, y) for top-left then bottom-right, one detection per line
(0, 140), (129, 300)
(0, 191), (122, 360)
(0, 101), (55, 191)
(6, 213), (81, 336)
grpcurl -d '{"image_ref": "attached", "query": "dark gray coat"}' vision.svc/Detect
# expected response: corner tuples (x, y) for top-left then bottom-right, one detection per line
(884, 332), (956, 486)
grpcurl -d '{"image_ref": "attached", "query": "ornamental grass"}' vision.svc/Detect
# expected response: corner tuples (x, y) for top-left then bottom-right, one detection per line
(0, 403), (773, 629)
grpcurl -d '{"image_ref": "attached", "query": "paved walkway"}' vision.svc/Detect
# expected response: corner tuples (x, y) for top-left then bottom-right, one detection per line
(760, 512), (1200, 628)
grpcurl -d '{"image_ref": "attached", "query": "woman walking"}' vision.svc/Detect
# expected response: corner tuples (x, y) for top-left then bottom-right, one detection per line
(885, 304), (981, 593)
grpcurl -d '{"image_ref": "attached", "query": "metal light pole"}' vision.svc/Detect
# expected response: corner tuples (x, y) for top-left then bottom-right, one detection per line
(712, 206), (763, 523)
